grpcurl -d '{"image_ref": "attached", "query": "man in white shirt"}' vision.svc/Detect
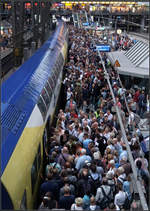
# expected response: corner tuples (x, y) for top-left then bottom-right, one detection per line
(104, 110), (113, 121)
(77, 126), (84, 143)
(95, 178), (113, 207)
(82, 120), (91, 135)
(114, 183), (126, 210)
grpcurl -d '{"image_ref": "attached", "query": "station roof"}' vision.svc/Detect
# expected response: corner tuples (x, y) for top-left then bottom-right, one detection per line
(107, 40), (149, 78)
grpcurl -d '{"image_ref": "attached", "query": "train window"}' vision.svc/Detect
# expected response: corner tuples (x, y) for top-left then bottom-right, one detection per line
(52, 66), (58, 78)
(31, 157), (37, 194)
(20, 190), (27, 209)
(59, 53), (64, 66)
(48, 77), (55, 90)
(56, 68), (60, 78)
(37, 96), (47, 120)
(53, 64), (57, 74)
(57, 56), (61, 66)
(37, 144), (41, 170)
(51, 72), (57, 84)
(56, 56), (61, 69)
(41, 88), (50, 108)
(45, 81), (52, 100)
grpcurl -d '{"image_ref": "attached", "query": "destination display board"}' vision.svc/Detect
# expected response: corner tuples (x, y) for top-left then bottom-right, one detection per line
(82, 22), (89, 26)
(96, 45), (111, 52)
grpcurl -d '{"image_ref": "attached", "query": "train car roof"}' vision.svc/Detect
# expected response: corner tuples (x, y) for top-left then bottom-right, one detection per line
(1, 21), (67, 175)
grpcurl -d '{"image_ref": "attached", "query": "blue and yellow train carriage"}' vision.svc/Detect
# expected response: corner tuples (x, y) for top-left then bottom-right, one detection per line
(1, 21), (68, 209)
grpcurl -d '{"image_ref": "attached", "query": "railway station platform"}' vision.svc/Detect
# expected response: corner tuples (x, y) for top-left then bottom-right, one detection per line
(107, 39), (149, 79)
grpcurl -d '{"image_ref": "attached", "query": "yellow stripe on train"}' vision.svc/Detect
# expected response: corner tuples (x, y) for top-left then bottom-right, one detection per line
(1, 125), (45, 209)
(61, 41), (68, 61)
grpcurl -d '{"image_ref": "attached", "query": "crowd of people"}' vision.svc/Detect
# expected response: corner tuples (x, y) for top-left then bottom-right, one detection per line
(38, 25), (149, 210)
(0, 20), (12, 51)
(0, 34), (10, 50)
(111, 33), (135, 51)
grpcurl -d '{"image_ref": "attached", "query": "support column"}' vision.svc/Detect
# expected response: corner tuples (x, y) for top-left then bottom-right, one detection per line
(44, 1), (50, 40)
(23, 47), (30, 62)
(140, 16), (145, 32)
(40, 2), (46, 44)
(12, 0), (24, 67)
(31, 1), (40, 48)
(49, 2), (53, 30)
(127, 13), (130, 33)
(31, 41), (36, 55)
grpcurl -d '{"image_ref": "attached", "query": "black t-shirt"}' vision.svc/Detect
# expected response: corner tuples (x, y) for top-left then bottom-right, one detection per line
(40, 180), (59, 201)
(58, 195), (75, 210)
(48, 200), (57, 209)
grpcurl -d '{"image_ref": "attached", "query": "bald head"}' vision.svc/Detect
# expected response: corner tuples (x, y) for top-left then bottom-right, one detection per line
(62, 147), (68, 154)
(81, 148), (86, 155)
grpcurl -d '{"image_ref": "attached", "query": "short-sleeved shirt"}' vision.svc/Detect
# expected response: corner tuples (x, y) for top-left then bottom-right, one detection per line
(59, 195), (75, 210)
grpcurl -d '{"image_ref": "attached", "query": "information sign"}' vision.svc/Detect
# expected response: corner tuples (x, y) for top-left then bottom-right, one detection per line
(114, 59), (120, 67)
(96, 45), (111, 52)
(82, 22), (89, 26)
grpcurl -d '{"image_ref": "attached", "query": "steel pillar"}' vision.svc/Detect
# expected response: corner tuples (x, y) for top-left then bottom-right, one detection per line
(127, 13), (130, 33)
(12, 0), (24, 67)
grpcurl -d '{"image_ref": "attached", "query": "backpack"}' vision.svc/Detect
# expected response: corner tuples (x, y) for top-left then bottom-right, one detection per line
(99, 186), (112, 209)
(78, 179), (92, 197)
(121, 192), (131, 210)
(90, 174), (101, 190)
(83, 180), (92, 194)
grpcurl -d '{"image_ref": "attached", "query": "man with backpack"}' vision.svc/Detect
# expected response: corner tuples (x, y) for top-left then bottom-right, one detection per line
(95, 177), (113, 209)
(89, 163), (102, 195)
(114, 183), (131, 210)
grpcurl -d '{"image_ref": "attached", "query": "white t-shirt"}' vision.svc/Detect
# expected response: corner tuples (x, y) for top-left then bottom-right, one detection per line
(71, 204), (83, 210)
(128, 112), (134, 125)
(114, 191), (126, 210)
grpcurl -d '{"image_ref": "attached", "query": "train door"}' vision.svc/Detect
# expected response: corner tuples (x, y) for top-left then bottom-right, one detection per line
(42, 121), (50, 166)
(43, 128), (47, 160)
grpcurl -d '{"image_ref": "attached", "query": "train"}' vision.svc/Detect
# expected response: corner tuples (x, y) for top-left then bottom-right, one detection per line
(1, 21), (68, 209)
